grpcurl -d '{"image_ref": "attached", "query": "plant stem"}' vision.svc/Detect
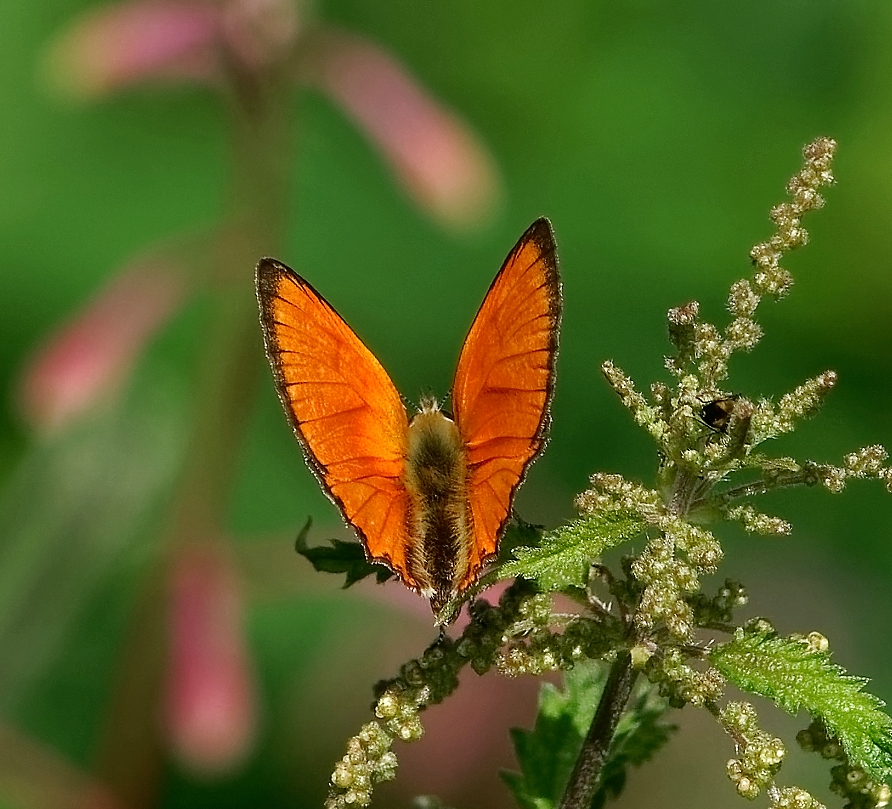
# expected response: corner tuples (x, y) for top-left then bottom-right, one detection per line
(558, 651), (638, 809)
(94, 63), (293, 809)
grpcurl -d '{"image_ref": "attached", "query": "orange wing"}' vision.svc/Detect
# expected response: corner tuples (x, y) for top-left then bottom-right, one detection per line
(451, 218), (561, 588)
(255, 259), (415, 584)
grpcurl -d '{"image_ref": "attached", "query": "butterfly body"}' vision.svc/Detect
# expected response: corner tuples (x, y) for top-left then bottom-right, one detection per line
(256, 219), (560, 618)
(404, 402), (471, 610)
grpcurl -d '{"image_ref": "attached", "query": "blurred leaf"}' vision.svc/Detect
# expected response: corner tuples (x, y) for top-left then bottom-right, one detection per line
(294, 520), (393, 588)
(501, 661), (674, 809)
(711, 629), (892, 783)
(499, 513), (646, 591)
(0, 374), (184, 710)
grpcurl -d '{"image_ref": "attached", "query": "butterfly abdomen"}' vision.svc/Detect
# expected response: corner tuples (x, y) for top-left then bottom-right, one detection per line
(404, 404), (473, 611)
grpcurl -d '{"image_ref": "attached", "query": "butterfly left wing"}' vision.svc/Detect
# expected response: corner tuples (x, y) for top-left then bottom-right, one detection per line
(256, 259), (416, 585)
(451, 218), (561, 590)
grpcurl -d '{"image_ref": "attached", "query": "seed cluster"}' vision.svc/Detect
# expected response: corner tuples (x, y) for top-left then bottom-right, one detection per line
(721, 702), (787, 799)
(798, 720), (891, 809)
(688, 579), (748, 628)
(748, 372), (838, 444)
(649, 647), (724, 708)
(325, 581), (547, 807)
(326, 723), (397, 809)
(498, 615), (616, 677)
(769, 786), (826, 809)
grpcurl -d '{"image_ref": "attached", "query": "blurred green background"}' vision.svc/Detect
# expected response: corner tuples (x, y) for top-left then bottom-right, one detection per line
(1, 1), (891, 808)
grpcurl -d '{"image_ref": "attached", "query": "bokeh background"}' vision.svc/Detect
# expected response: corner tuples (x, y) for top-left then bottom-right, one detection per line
(1, 1), (891, 808)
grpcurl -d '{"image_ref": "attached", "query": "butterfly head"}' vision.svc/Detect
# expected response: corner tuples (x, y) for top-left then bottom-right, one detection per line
(417, 393), (442, 415)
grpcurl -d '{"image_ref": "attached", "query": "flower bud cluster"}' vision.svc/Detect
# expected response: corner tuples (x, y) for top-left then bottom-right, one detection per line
(497, 615), (616, 677)
(495, 593), (565, 676)
(325, 722), (397, 809)
(798, 720), (891, 809)
(327, 581), (538, 807)
(577, 468), (724, 642)
(574, 473), (663, 521)
(601, 361), (669, 445)
(374, 683), (429, 742)
(728, 279), (761, 318)
(631, 521), (722, 641)
(695, 322), (735, 384)
(845, 446), (889, 479)
(748, 371), (837, 445)
(815, 463), (848, 493)
(790, 450), (892, 496)
(788, 631), (830, 654)
(455, 581), (539, 675)
(829, 766), (892, 809)
(724, 316), (764, 353)
(666, 301), (700, 374)
(725, 504), (792, 536)
(648, 647), (724, 708)
(689, 579), (748, 628)
(721, 701), (787, 799)
(750, 137), (835, 300)
(632, 537), (696, 640)
(661, 138), (835, 388)
(769, 786), (826, 809)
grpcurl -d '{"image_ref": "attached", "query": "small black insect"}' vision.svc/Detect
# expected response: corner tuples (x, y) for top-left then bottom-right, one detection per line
(700, 395), (739, 433)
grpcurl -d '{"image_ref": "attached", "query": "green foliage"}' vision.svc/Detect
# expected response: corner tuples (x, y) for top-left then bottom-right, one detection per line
(593, 685), (677, 809)
(499, 513), (647, 591)
(502, 662), (606, 809)
(294, 520), (394, 587)
(501, 661), (674, 809)
(710, 628), (892, 783)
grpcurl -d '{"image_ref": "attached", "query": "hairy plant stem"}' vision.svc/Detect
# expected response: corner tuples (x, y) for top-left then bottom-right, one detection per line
(714, 469), (814, 505)
(558, 460), (705, 808)
(558, 651), (638, 809)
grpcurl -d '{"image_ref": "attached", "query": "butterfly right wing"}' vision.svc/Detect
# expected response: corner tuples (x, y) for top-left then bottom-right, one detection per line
(451, 219), (560, 590)
(255, 259), (415, 585)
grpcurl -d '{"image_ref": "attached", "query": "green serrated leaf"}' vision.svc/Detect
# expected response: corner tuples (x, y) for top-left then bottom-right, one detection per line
(711, 629), (892, 783)
(497, 519), (546, 564)
(500, 512), (646, 591)
(501, 662), (674, 809)
(294, 519), (394, 588)
(501, 661), (606, 809)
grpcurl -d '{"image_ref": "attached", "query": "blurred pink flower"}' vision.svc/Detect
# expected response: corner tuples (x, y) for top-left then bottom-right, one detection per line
(41, 1), (222, 99)
(163, 543), (257, 776)
(16, 257), (184, 433)
(40, 0), (300, 99)
(42, 2), (497, 229)
(312, 31), (501, 231)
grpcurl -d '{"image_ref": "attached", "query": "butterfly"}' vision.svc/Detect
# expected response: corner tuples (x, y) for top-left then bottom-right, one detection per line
(255, 218), (561, 617)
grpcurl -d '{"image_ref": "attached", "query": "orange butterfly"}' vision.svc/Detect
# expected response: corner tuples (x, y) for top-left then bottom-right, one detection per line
(255, 219), (560, 616)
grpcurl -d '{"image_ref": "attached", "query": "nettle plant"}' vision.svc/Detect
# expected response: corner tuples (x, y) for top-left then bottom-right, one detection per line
(306, 138), (892, 809)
